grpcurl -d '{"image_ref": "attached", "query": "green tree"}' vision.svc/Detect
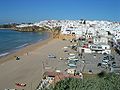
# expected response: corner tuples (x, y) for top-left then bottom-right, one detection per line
(49, 73), (120, 90)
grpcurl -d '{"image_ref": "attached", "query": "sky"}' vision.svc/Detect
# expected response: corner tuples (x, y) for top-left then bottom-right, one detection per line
(0, 0), (120, 24)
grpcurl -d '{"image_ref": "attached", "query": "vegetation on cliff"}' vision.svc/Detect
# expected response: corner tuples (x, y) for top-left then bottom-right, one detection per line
(0, 23), (61, 32)
(48, 72), (120, 90)
(0, 23), (18, 29)
(16, 26), (42, 32)
(0, 23), (61, 38)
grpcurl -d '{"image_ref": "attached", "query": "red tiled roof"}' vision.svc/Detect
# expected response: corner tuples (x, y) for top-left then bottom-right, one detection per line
(44, 71), (82, 83)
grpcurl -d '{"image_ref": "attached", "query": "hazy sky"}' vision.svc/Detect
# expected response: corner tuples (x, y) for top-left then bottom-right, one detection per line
(0, 0), (119, 23)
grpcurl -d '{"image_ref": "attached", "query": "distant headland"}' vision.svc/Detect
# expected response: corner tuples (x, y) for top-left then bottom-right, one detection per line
(0, 19), (120, 37)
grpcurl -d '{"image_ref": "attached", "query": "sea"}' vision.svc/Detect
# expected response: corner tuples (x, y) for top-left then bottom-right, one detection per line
(0, 29), (49, 57)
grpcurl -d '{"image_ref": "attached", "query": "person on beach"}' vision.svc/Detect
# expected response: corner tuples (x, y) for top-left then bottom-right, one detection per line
(26, 52), (29, 55)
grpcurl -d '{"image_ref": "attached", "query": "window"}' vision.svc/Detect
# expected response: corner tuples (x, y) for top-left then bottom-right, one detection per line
(98, 46), (102, 49)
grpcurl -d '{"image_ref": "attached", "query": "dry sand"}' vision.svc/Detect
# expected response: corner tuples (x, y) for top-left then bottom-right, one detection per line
(0, 34), (72, 90)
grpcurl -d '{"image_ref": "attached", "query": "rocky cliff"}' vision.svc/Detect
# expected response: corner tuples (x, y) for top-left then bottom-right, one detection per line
(16, 26), (45, 32)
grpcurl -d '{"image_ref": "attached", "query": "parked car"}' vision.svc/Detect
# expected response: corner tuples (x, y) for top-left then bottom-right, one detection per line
(101, 62), (108, 68)
(109, 55), (115, 61)
(104, 54), (115, 61)
(48, 54), (56, 58)
(112, 62), (116, 67)
(69, 53), (75, 56)
(68, 56), (76, 59)
(102, 59), (109, 63)
(60, 57), (63, 60)
(68, 60), (76, 64)
(101, 61), (108, 65)
(68, 63), (77, 68)
(68, 60), (76, 66)
(69, 58), (79, 62)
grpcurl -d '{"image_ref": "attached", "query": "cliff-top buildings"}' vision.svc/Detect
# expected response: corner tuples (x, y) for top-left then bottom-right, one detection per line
(16, 20), (120, 53)
(16, 20), (120, 37)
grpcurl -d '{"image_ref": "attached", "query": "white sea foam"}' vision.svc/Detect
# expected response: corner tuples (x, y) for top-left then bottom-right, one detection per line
(15, 43), (28, 49)
(0, 52), (9, 57)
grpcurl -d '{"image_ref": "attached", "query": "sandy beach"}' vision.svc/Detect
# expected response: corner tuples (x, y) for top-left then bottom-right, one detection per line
(0, 33), (72, 90)
(0, 31), (52, 64)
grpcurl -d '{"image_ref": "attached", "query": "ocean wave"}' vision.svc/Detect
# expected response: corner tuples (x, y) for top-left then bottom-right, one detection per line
(0, 52), (9, 57)
(15, 43), (29, 49)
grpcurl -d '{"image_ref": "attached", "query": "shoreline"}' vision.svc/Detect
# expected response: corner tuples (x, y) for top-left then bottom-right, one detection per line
(0, 31), (53, 64)
(0, 28), (16, 30)
(0, 35), (70, 89)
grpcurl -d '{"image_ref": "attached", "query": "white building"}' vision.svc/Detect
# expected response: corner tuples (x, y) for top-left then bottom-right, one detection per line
(93, 36), (108, 44)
